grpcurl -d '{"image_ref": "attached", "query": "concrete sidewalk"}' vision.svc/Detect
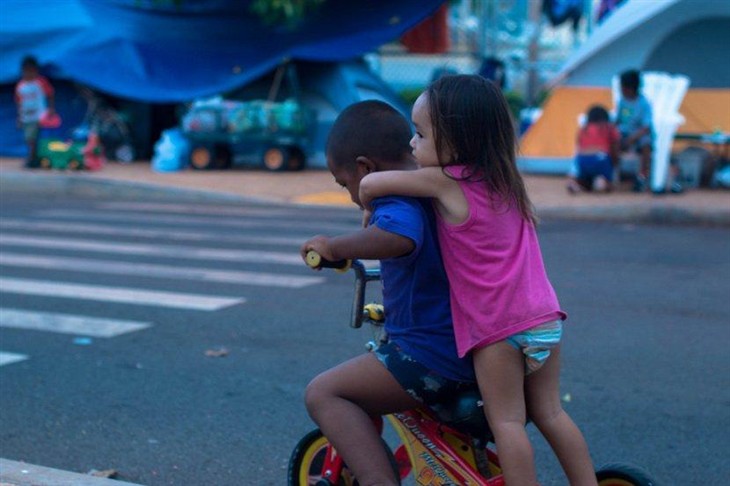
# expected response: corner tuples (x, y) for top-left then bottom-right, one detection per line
(2, 158), (729, 225)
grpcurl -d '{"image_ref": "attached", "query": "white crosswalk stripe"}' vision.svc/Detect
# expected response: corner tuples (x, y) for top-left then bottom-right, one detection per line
(0, 200), (347, 367)
(0, 351), (28, 367)
(37, 209), (356, 232)
(0, 308), (151, 337)
(0, 277), (245, 310)
(0, 252), (324, 288)
(0, 234), (303, 265)
(96, 201), (311, 217)
(0, 218), (305, 246)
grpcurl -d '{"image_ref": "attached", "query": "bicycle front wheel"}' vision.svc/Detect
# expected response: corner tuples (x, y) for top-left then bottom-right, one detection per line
(596, 463), (658, 486)
(288, 429), (357, 486)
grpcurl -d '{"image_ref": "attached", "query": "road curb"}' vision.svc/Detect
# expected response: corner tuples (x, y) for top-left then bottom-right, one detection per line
(1, 170), (728, 226)
(0, 458), (143, 486)
(0, 171), (278, 206)
(536, 204), (730, 226)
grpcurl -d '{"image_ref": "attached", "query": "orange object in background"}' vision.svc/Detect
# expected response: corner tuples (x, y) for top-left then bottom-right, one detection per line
(401, 3), (450, 54)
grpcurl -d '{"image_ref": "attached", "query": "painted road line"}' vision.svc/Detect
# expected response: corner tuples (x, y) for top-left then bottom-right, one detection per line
(0, 252), (325, 288)
(0, 458), (143, 485)
(36, 209), (357, 233)
(0, 351), (28, 367)
(0, 309), (150, 337)
(0, 277), (244, 311)
(96, 201), (307, 217)
(0, 234), (303, 265)
(0, 219), (305, 246)
(95, 201), (357, 219)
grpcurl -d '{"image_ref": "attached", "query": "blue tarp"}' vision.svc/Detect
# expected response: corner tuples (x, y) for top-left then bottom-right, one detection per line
(0, 0), (444, 102)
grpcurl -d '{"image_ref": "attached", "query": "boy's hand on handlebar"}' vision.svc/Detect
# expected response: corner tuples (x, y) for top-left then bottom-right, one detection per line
(300, 235), (335, 269)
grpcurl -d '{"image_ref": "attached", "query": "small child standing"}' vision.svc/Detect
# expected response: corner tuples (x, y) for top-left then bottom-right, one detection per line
(15, 55), (55, 167)
(615, 69), (653, 192)
(360, 75), (597, 486)
(567, 105), (620, 193)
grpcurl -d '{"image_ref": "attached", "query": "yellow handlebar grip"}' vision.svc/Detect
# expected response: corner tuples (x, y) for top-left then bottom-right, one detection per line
(306, 250), (322, 268)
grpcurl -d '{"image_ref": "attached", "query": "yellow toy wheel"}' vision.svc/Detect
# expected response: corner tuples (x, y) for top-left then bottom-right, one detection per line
(263, 147), (286, 171)
(39, 158), (51, 169)
(190, 146), (213, 170)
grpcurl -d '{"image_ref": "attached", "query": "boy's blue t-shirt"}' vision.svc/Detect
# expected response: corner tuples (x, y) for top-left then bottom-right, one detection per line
(370, 196), (475, 383)
(616, 93), (653, 136)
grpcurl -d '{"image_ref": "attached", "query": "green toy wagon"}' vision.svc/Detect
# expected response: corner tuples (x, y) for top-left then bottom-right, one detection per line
(36, 139), (86, 170)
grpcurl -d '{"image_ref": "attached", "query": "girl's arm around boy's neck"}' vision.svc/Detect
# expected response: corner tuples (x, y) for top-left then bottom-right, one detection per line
(359, 167), (468, 225)
(301, 225), (415, 264)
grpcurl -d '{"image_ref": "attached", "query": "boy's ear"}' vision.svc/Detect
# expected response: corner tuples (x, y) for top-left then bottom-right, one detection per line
(355, 156), (376, 175)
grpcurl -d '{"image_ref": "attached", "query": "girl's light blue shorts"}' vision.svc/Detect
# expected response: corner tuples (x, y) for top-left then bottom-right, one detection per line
(506, 319), (563, 375)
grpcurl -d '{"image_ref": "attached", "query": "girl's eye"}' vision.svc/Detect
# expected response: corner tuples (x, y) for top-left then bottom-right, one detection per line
(415, 132), (424, 139)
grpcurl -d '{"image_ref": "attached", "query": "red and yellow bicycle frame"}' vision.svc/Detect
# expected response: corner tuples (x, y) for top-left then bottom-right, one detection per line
(387, 408), (503, 486)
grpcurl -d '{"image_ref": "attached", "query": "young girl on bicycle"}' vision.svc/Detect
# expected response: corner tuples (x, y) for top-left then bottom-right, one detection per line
(301, 100), (477, 486)
(360, 75), (597, 486)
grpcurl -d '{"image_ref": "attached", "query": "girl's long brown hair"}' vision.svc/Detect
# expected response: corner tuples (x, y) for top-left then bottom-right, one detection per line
(426, 75), (536, 224)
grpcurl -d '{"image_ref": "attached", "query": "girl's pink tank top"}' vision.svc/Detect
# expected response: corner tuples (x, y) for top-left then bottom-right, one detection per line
(437, 165), (566, 357)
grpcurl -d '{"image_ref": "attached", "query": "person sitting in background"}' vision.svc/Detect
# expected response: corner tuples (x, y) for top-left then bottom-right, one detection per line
(567, 105), (620, 194)
(615, 69), (653, 192)
(15, 55), (55, 168)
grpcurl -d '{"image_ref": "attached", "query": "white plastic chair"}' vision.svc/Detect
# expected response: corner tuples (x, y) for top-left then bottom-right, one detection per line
(612, 72), (690, 192)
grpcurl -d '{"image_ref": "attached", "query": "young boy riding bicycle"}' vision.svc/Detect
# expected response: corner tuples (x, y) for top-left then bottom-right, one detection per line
(300, 100), (477, 486)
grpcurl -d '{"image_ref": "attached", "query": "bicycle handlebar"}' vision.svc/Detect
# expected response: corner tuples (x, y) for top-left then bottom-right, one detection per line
(305, 251), (380, 328)
(305, 250), (351, 272)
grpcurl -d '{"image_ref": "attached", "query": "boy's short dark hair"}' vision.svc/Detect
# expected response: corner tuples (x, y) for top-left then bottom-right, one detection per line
(620, 69), (641, 92)
(586, 104), (610, 124)
(21, 55), (39, 70)
(326, 100), (412, 171)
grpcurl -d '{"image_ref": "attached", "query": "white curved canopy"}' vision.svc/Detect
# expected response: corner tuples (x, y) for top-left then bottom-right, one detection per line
(552, 0), (730, 88)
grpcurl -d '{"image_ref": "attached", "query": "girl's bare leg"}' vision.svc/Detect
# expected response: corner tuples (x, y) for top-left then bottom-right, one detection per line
(525, 345), (597, 485)
(473, 341), (536, 486)
(305, 353), (421, 486)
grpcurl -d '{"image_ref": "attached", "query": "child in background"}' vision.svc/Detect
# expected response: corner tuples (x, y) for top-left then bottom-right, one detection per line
(301, 100), (477, 486)
(615, 69), (653, 192)
(14, 55), (55, 167)
(567, 105), (620, 194)
(360, 75), (597, 486)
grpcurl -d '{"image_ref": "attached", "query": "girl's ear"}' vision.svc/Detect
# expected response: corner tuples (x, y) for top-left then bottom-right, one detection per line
(355, 156), (376, 175)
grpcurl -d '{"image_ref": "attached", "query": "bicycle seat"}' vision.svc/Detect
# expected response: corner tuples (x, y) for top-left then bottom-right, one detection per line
(436, 389), (494, 446)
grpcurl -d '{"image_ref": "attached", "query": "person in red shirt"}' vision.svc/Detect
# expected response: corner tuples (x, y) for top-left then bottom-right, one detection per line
(566, 105), (620, 193)
(15, 56), (55, 167)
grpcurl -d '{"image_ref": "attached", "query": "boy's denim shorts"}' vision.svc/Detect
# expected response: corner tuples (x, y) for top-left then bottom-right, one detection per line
(576, 153), (614, 182)
(374, 341), (478, 418)
(506, 320), (563, 375)
(22, 122), (39, 144)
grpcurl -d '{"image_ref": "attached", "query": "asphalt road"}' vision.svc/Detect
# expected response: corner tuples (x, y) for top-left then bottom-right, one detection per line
(0, 191), (727, 485)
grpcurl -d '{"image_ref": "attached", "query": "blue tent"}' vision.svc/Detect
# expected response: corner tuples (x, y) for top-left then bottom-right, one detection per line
(0, 0), (443, 100)
(0, 0), (443, 158)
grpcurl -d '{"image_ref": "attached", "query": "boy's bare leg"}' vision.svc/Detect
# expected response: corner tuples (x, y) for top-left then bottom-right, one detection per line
(473, 341), (537, 485)
(305, 353), (420, 486)
(639, 144), (652, 180)
(525, 345), (597, 486)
